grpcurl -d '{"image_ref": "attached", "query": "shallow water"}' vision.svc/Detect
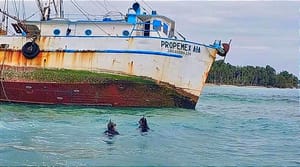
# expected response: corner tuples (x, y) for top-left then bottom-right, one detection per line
(0, 85), (299, 166)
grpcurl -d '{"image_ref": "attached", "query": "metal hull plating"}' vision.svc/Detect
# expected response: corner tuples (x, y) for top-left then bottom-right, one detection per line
(0, 81), (197, 109)
(0, 1), (231, 109)
(0, 36), (217, 108)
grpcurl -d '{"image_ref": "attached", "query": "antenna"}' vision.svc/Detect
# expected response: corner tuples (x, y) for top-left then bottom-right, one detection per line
(141, 0), (153, 12)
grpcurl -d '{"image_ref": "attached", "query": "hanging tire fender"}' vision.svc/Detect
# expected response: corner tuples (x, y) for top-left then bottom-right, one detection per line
(22, 42), (40, 59)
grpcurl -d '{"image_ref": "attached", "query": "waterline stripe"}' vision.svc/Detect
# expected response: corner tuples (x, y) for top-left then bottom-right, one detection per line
(50, 49), (183, 58)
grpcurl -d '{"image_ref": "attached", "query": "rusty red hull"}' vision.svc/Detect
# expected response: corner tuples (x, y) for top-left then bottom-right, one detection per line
(0, 81), (197, 109)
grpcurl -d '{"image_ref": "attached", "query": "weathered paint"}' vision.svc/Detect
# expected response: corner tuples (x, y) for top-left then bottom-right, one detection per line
(0, 80), (197, 109)
(0, 8), (223, 109)
(0, 29), (6, 35)
(0, 36), (217, 97)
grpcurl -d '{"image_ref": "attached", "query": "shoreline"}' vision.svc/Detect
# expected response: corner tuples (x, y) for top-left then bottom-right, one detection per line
(204, 83), (299, 89)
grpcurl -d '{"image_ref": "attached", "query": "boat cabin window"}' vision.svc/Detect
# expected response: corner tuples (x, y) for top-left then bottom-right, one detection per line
(123, 30), (130, 36)
(144, 21), (150, 37)
(85, 29), (92, 36)
(135, 15), (173, 38)
(163, 23), (168, 35)
(153, 20), (161, 31)
(53, 29), (61, 36)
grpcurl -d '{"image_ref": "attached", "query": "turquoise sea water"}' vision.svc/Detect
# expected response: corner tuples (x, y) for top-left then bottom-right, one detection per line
(0, 85), (299, 166)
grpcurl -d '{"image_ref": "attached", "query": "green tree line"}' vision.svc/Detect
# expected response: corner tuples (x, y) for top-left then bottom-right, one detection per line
(206, 60), (299, 88)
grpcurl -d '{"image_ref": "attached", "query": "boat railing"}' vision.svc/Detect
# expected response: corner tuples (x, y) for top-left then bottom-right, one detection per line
(63, 12), (125, 22)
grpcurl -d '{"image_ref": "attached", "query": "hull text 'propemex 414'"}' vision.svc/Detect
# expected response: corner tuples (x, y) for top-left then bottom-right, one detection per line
(0, 0), (230, 109)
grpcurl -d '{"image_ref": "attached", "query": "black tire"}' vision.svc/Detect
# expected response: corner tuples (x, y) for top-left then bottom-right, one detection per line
(22, 42), (40, 59)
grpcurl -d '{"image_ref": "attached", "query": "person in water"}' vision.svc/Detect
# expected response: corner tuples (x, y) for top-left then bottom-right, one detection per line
(138, 116), (150, 132)
(104, 120), (119, 136)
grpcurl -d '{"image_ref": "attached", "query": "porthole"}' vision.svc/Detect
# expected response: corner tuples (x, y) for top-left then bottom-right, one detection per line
(122, 30), (129, 36)
(53, 29), (60, 35)
(85, 29), (92, 36)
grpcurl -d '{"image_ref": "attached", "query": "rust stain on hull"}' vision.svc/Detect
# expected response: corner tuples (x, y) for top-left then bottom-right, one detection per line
(0, 29), (6, 35)
(0, 50), (43, 67)
(128, 61), (134, 74)
(0, 81), (197, 109)
(1, 49), (96, 70)
(0, 48), (199, 109)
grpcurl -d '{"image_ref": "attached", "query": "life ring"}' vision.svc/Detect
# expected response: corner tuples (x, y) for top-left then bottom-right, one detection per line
(22, 42), (40, 59)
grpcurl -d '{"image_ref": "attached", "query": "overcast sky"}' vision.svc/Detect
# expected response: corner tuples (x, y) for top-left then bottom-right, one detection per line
(1, 0), (299, 77)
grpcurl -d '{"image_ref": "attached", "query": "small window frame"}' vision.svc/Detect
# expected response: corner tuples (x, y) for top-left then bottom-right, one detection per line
(153, 20), (162, 31)
(53, 29), (61, 36)
(163, 23), (168, 35)
(122, 30), (130, 36)
(85, 29), (92, 36)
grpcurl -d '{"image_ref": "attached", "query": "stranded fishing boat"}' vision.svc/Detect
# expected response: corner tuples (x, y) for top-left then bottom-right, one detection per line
(0, 0), (230, 109)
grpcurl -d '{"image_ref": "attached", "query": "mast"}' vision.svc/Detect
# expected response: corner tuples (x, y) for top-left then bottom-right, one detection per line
(52, 0), (63, 18)
(0, 0), (8, 34)
(58, 0), (64, 18)
(36, 0), (45, 19)
(36, 0), (53, 21)
(52, 0), (58, 17)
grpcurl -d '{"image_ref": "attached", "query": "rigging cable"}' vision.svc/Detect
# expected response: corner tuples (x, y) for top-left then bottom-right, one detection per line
(70, 0), (90, 18)
(98, 1), (125, 20)
(22, 0), (26, 20)
(12, 0), (19, 19)
(103, 0), (124, 16)
(24, 10), (40, 21)
(93, 0), (109, 13)
(5, 0), (8, 33)
(141, 0), (153, 13)
(1, 0), (6, 29)
(91, 1), (125, 21)
(1, 0), (6, 21)
(52, 0), (58, 17)
(70, 0), (110, 35)
(35, 0), (44, 18)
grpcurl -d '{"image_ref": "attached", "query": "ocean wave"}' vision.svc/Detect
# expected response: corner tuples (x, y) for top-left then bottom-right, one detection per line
(0, 121), (11, 130)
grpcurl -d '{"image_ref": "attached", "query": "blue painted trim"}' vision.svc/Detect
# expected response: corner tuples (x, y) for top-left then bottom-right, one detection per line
(50, 49), (182, 58)
(39, 35), (213, 48)
(104, 50), (182, 58)
(3, 35), (217, 49)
